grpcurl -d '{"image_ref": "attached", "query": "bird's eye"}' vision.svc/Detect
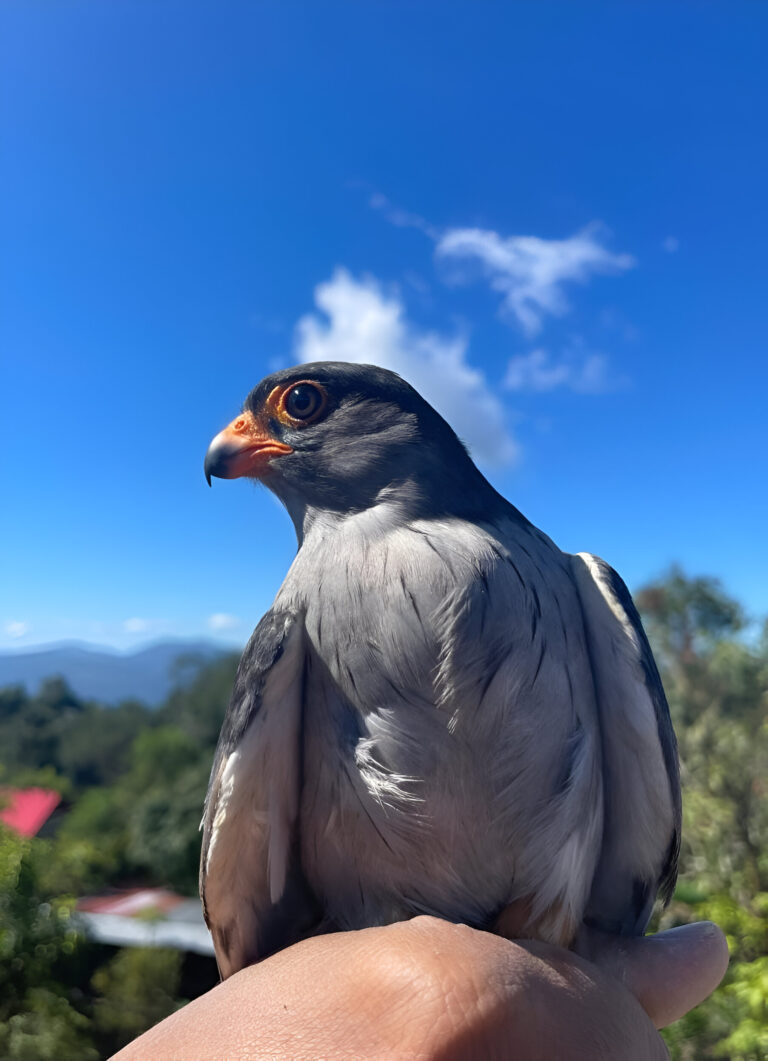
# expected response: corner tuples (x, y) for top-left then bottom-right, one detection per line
(283, 382), (326, 423)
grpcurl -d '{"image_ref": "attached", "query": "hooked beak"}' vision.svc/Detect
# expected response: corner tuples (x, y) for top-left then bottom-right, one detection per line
(204, 410), (293, 486)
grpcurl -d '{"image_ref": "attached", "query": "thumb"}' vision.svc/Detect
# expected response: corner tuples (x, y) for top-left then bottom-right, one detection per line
(580, 921), (730, 1028)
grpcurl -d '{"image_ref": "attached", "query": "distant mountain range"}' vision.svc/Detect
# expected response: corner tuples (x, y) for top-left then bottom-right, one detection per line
(0, 640), (234, 707)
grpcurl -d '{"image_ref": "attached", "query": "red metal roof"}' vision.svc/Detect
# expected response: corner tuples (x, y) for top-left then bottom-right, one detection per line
(77, 888), (184, 916)
(0, 787), (61, 837)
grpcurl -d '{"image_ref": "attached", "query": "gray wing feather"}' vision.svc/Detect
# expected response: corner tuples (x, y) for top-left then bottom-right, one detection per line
(200, 608), (319, 977)
(571, 553), (681, 934)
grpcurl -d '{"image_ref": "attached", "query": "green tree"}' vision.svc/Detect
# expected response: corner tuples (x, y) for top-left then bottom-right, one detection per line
(159, 652), (239, 748)
(56, 700), (153, 789)
(91, 947), (184, 1055)
(640, 570), (768, 1059)
(126, 754), (212, 893)
(0, 827), (97, 1060)
(0, 679), (89, 785)
(44, 787), (130, 896)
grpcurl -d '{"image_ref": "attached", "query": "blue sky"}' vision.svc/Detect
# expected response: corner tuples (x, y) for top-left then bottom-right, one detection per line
(2, 1), (767, 651)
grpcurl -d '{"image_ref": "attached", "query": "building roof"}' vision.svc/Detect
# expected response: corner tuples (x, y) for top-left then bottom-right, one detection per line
(78, 887), (183, 916)
(76, 887), (215, 956)
(0, 787), (61, 837)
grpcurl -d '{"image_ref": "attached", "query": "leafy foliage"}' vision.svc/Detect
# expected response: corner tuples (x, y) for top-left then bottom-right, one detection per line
(0, 988), (98, 1061)
(0, 828), (98, 1061)
(90, 947), (183, 1051)
(638, 572), (768, 1060)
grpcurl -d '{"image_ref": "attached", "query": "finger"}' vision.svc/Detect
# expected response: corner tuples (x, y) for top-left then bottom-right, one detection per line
(579, 921), (729, 1028)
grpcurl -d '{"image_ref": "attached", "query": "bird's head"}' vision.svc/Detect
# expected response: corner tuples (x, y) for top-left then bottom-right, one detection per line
(204, 362), (499, 536)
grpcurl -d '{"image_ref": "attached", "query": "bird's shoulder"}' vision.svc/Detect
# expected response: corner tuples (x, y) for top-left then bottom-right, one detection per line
(220, 608), (303, 751)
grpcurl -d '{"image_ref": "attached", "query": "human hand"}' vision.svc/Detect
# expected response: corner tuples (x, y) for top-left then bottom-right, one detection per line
(113, 916), (728, 1060)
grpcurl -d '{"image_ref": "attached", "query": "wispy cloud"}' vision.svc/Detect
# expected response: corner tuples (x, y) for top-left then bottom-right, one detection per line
(294, 269), (518, 465)
(4, 620), (30, 639)
(504, 347), (626, 394)
(368, 193), (439, 239)
(436, 224), (635, 334)
(208, 613), (240, 632)
(123, 617), (151, 634)
(662, 236), (680, 253)
(367, 192), (635, 338)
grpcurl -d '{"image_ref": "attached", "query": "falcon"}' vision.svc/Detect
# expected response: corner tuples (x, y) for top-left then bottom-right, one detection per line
(201, 361), (680, 979)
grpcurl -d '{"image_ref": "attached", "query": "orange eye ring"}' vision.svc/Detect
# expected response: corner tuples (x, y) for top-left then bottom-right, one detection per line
(274, 380), (329, 426)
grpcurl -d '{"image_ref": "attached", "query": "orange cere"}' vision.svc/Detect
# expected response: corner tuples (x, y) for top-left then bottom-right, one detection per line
(208, 408), (292, 479)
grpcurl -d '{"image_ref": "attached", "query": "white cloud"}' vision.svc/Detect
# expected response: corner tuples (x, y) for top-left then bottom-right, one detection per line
(436, 224), (635, 334)
(208, 613), (240, 632)
(368, 193), (438, 240)
(294, 269), (518, 466)
(4, 620), (30, 639)
(504, 348), (624, 394)
(123, 617), (151, 634)
(662, 236), (680, 253)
